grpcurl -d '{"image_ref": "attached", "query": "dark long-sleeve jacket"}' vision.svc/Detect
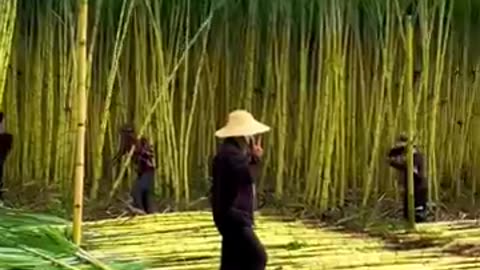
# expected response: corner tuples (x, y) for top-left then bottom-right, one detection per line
(0, 133), (13, 159)
(388, 146), (427, 191)
(210, 138), (260, 234)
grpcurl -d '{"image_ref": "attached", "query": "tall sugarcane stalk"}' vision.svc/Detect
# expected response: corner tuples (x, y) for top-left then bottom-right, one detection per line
(183, 14), (211, 205)
(318, 0), (344, 210)
(405, 15), (415, 229)
(0, 0), (17, 108)
(72, 0), (88, 245)
(271, 1), (290, 199)
(418, 0), (434, 203)
(177, 0), (191, 205)
(361, 1), (393, 207)
(305, 4), (326, 204)
(428, 0), (453, 203)
(291, 0), (311, 193)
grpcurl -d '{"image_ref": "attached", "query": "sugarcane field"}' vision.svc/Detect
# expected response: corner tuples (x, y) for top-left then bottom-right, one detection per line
(2, 0), (480, 269)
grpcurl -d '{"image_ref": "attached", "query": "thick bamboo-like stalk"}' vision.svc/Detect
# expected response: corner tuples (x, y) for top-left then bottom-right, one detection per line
(348, 33), (358, 193)
(428, 0), (453, 203)
(242, 0), (258, 111)
(43, 2), (54, 185)
(272, 1), (290, 200)
(405, 15), (415, 229)
(418, 0), (434, 203)
(336, 3), (349, 207)
(54, 1), (75, 190)
(31, 15), (44, 182)
(361, 1), (393, 207)
(258, 13), (275, 192)
(291, 0), (311, 193)
(72, 0), (89, 245)
(178, 0), (191, 205)
(319, 0), (345, 210)
(305, 6), (326, 204)
(0, 0), (17, 108)
(183, 19), (211, 204)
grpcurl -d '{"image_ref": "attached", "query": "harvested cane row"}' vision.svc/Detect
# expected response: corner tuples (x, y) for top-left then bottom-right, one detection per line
(85, 212), (480, 270)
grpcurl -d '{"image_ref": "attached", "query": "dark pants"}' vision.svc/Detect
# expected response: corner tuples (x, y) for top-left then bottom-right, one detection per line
(0, 154), (5, 200)
(220, 227), (267, 270)
(403, 186), (427, 222)
(131, 170), (154, 214)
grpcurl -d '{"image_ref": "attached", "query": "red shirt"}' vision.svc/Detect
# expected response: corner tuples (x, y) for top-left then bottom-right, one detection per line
(134, 137), (155, 174)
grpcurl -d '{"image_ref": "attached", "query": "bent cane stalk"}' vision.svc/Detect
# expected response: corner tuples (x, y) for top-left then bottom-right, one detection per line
(108, 7), (218, 200)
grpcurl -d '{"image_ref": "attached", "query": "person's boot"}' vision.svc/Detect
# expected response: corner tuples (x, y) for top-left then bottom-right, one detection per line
(414, 205), (427, 223)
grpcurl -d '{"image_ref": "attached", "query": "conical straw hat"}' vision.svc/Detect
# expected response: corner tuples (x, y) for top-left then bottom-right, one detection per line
(215, 110), (270, 138)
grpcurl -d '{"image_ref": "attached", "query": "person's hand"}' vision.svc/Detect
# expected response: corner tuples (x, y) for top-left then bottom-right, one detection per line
(251, 137), (264, 158)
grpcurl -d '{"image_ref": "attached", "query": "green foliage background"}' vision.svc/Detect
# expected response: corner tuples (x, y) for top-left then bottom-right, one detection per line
(1, 0), (480, 213)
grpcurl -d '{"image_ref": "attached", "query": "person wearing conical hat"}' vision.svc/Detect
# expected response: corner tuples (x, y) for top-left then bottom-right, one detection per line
(210, 110), (269, 270)
(387, 133), (428, 222)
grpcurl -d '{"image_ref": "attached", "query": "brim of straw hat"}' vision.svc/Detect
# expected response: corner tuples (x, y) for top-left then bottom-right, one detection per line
(121, 124), (134, 132)
(215, 119), (270, 138)
(393, 140), (417, 149)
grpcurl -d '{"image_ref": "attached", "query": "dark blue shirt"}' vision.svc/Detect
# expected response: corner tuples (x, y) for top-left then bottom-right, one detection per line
(210, 138), (260, 233)
(388, 146), (427, 191)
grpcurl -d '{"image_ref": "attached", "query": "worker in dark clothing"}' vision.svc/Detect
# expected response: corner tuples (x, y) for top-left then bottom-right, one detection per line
(0, 112), (13, 202)
(210, 110), (270, 270)
(387, 134), (428, 222)
(113, 125), (156, 214)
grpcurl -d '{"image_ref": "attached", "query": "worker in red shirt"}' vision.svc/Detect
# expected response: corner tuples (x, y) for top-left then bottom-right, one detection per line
(113, 124), (156, 214)
(387, 134), (428, 222)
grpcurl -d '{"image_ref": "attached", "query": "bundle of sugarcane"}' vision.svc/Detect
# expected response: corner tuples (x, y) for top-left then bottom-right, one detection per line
(0, 207), (144, 270)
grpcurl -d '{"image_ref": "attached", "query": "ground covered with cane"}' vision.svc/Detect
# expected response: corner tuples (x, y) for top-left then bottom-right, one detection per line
(83, 212), (480, 270)
(4, 208), (480, 270)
